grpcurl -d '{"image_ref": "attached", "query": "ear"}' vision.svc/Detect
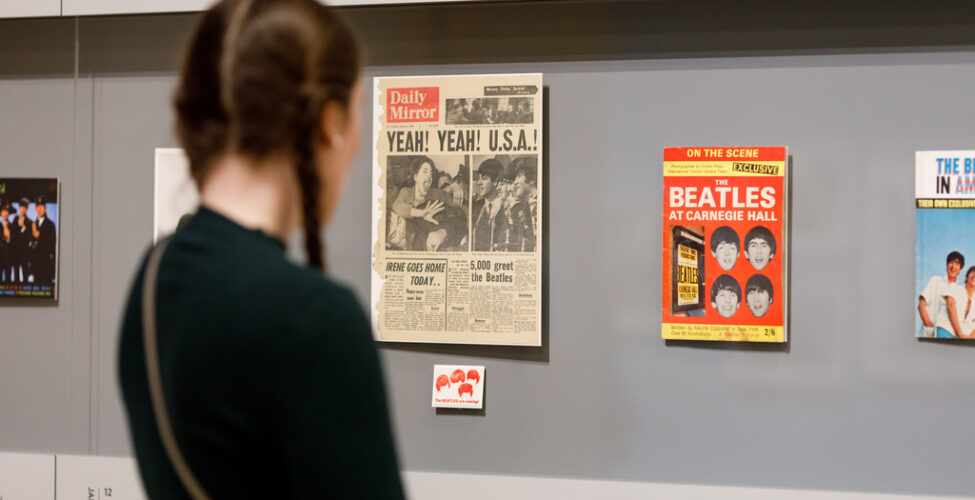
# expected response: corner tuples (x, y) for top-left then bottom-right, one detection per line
(318, 100), (348, 148)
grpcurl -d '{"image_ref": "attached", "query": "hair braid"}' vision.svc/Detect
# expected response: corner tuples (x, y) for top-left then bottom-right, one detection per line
(175, 0), (360, 272)
(293, 93), (326, 271)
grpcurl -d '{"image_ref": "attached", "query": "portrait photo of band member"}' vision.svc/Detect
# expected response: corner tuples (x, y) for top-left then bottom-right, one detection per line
(962, 266), (975, 338)
(0, 178), (59, 296)
(710, 274), (741, 319)
(445, 97), (534, 125)
(30, 195), (57, 285)
(0, 202), (12, 283)
(744, 274), (774, 318)
(2, 197), (37, 285)
(743, 225), (776, 271)
(918, 251), (972, 338)
(386, 154), (469, 252)
(710, 225), (740, 271)
(471, 155), (538, 253)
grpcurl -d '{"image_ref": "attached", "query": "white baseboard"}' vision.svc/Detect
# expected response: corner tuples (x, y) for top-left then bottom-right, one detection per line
(403, 471), (972, 500)
(0, 452), (54, 500)
(1, 452), (970, 500)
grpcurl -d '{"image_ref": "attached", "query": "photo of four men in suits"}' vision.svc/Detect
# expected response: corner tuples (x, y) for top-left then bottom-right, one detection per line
(0, 178), (59, 297)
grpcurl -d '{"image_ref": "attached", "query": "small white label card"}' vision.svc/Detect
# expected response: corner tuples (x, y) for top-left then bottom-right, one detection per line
(432, 365), (484, 409)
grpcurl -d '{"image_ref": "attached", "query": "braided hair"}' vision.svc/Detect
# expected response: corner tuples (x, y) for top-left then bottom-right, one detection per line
(174, 0), (361, 270)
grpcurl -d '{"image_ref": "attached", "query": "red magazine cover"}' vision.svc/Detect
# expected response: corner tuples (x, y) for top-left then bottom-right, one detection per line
(661, 147), (788, 342)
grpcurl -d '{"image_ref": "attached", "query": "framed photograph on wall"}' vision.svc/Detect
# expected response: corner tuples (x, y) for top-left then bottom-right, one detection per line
(915, 150), (975, 339)
(0, 178), (60, 300)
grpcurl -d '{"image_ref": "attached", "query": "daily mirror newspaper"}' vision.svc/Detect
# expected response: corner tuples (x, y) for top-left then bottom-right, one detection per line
(371, 74), (543, 345)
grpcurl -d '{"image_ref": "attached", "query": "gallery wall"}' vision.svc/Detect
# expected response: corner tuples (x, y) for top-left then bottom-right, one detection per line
(2, 0), (975, 496)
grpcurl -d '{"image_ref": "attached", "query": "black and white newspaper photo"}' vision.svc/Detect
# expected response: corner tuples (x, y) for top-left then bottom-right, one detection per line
(371, 74), (543, 345)
(385, 154), (470, 252)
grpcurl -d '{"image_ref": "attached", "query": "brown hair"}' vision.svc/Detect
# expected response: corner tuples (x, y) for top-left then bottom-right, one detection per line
(404, 156), (436, 188)
(174, 0), (361, 270)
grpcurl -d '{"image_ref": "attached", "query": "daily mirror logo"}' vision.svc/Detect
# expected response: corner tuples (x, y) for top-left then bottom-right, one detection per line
(387, 87), (439, 123)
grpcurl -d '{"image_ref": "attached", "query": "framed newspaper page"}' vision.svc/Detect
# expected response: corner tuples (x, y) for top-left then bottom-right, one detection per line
(661, 147), (788, 342)
(371, 74), (543, 345)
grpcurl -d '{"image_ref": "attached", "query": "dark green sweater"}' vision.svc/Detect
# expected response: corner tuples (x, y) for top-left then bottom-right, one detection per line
(118, 207), (404, 499)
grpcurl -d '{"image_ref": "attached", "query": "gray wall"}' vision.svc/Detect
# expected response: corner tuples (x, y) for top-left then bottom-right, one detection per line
(3, 0), (975, 496)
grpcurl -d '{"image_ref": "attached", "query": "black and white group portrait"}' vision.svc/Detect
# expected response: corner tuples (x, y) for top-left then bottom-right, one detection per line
(445, 97), (534, 125)
(384, 154), (539, 253)
(471, 154), (538, 253)
(0, 178), (59, 298)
